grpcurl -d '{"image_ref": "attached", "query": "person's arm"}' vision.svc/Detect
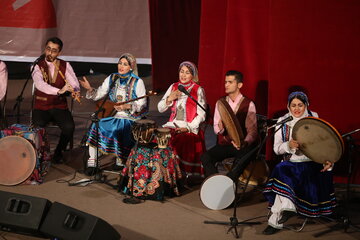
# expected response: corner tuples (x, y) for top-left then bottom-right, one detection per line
(273, 115), (295, 155)
(64, 62), (80, 91)
(213, 101), (224, 135)
(187, 87), (207, 133)
(130, 78), (147, 113)
(85, 75), (111, 101)
(243, 101), (258, 145)
(0, 61), (8, 101)
(158, 84), (175, 113)
(32, 64), (61, 95)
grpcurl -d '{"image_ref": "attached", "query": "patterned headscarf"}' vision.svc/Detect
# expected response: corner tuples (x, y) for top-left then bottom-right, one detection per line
(287, 91), (309, 107)
(179, 61), (199, 83)
(119, 53), (138, 76)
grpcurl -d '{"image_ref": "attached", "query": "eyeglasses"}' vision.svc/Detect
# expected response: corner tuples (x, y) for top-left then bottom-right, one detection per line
(45, 46), (59, 54)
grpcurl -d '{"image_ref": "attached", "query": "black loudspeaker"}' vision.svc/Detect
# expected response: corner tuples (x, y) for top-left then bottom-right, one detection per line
(0, 190), (51, 238)
(40, 202), (121, 240)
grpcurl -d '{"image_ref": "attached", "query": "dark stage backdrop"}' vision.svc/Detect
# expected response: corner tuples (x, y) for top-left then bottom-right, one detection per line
(149, 0), (360, 183)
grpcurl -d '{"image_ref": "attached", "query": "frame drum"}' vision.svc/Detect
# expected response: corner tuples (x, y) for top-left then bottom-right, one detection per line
(200, 174), (235, 210)
(292, 117), (344, 164)
(0, 136), (36, 185)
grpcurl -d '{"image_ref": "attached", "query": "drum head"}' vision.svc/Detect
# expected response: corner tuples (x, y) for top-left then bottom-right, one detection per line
(217, 99), (243, 147)
(200, 174), (235, 210)
(0, 136), (36, 186)
(292, 117), (344, 164)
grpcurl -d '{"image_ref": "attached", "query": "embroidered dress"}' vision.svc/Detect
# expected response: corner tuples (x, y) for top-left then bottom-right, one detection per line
(158, 81), (207, 177)
(263, 112), (337, 219)
(86, 72), (147, 161)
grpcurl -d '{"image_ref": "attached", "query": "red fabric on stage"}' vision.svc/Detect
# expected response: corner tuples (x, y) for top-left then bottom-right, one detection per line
(148, 0), (201, 92)
(149, 0), (360, 183)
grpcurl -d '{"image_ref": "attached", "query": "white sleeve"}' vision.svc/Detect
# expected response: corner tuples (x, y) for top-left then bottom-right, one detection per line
(157, 84), (175, 113)
(187, 87), (207, 133)
(130, 78), (147, 113)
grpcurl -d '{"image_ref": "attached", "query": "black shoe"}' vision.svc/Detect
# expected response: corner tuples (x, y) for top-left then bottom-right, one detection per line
(278, 210), (297, 224)
(84, 167), (101, 176)
(262, 225), (280, 235)
(52, 152), (64, 164)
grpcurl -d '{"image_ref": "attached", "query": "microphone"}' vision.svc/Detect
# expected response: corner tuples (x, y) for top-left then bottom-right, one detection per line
(34, 54), (45, 64)
(268, 116), (293, 129)
(177, 85), (207, 113)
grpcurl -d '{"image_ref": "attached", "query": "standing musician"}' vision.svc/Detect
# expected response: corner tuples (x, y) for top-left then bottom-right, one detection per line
(32, 37), (80, 164)
(80, 53), (147, 175)
(201, 70), (258, 181)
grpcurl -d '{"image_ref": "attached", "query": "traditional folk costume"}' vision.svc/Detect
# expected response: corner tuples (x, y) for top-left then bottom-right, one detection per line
(263, 92), (336, 230)
(32, 58), (79, 161)
(157, 62), (207, 177)
(86, 54), (147, 168)
(201, 93), (258, 181)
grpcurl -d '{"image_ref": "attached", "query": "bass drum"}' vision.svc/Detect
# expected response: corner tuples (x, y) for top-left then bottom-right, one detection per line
(0, 136), (37, 185)
(200, 174), (235, 210)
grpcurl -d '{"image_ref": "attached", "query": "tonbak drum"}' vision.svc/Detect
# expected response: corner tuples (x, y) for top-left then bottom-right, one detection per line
(131, 119), (156, 145)
(292, 117), (344, 164)
(0, 136), (37, 186)
(200, 174), (235, 210)
(155, 128), (171, 149)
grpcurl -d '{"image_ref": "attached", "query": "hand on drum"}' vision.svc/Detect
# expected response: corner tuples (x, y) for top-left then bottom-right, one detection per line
(289, 139), (299, 150)
(175, 127), (188, 134)
(321, 160), (333, 172)
(114, 103), (132, 112)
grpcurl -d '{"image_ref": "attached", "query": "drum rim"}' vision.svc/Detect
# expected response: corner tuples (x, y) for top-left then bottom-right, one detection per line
(199, 174), (235, 210)
(0, 135), (37, 186)
(292, 116), (344, 163)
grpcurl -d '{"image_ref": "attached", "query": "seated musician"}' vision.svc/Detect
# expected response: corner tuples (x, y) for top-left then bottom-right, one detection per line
(157, 61), (207, 182)
(201, 70), (258, 181)
(80, 53), (147, 175)
(32, 37), (80, 164)
(0, 60), (7, 102)
(262, 91), (336, 235)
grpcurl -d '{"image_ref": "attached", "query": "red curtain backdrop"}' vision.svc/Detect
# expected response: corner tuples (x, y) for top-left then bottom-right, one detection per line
(149, 0), (360, 183)
(148, 0), (201, 92)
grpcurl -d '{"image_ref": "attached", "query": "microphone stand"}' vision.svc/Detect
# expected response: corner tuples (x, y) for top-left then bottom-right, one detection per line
(204, 120), (284, 239)
(314, 129), (360, 237)
(69, 76), (119, 189)
(13, 60), (38, 123)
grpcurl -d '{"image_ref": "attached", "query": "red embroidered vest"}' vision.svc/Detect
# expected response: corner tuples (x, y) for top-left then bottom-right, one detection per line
(169, 82), (200, 122)
(217, 96), (251, 145)
(34, 59), (68, 110)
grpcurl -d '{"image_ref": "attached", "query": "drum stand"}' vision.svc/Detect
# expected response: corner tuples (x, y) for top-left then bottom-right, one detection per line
(314, 129), (360, 237)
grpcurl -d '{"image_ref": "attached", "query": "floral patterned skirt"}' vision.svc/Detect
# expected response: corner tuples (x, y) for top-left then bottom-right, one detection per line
(121, 145), (182, 201)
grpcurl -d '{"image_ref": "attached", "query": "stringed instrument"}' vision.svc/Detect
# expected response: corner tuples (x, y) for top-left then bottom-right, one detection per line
(96, 91), (157, 118)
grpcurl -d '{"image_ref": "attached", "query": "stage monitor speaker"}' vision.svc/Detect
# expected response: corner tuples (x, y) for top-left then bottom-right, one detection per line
(0, 190), (51, 238)
(40, 202), (121, 240)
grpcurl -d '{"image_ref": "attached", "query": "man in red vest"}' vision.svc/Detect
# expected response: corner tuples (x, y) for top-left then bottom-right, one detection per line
(32, 37), (80, 163)
(201, 70), (258, 181)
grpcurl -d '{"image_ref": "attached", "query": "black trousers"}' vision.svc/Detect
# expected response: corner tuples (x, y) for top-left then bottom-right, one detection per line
(201, 142), (258, 181)
(32, 108), (75, 154)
